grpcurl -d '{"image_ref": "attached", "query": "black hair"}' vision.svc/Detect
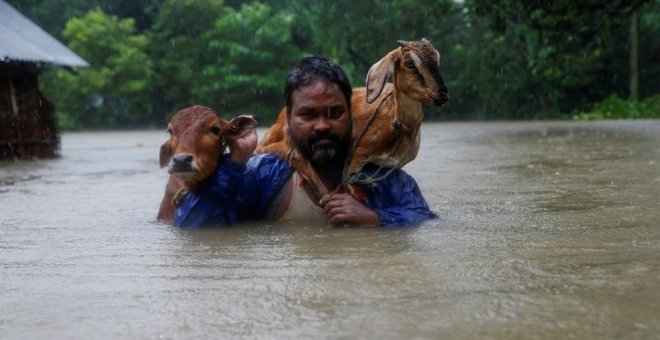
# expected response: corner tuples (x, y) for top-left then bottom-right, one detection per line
(284, 56), (352, 114)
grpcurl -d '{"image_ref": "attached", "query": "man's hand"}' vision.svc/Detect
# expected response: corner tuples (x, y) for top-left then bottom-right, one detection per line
(319, 193), (379, 227)
(226, 127), (257, 165)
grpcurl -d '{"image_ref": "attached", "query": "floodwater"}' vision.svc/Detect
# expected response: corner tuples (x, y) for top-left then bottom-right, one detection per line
(1, 121), (659, 339)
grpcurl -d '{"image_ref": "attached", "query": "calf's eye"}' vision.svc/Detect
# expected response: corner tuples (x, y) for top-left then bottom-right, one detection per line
(210, 126), (221, 136)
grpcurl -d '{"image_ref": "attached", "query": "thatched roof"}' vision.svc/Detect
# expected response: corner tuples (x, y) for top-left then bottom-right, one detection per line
(0, 0), (89, 67)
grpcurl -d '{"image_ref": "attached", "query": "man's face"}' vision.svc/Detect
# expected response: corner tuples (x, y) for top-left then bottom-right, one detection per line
(288, 80), (351, 167)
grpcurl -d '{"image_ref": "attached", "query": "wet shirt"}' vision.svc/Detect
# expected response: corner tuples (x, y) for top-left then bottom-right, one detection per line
(277, 171), (329, 224)
(175, 153), (437, 228)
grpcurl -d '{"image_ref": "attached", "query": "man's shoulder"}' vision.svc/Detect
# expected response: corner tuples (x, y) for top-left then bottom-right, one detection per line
(247, 152), (288, 168)
(246, 153), (293, 179)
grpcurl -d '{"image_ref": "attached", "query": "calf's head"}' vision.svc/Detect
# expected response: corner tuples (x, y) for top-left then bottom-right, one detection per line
(159, 105), (256, 186)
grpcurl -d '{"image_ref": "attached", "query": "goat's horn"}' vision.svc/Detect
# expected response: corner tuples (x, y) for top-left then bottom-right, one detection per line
(397, 40), (410, 47)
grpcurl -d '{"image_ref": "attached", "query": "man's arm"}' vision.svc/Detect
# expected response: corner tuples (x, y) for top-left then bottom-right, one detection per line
(363, 167), (437, 227)
(319, 167), (436, 227)
(174, 154), (294, 228)
(174, 157), (252, 228)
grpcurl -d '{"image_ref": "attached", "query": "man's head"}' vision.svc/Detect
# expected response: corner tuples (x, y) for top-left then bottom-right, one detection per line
(285, 56), (353, 167)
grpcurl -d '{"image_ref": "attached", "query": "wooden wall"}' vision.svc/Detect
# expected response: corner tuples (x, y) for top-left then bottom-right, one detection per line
(0, 63), (59, 160)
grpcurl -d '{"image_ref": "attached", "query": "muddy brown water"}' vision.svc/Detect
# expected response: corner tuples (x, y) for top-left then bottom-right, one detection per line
(1, 121), (659, 339)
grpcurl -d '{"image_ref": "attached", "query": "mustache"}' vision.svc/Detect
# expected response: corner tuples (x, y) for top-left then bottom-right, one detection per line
(307, 131), (342, 146)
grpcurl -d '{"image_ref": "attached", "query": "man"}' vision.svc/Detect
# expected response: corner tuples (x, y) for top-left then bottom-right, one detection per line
(175, 56), (435, 228)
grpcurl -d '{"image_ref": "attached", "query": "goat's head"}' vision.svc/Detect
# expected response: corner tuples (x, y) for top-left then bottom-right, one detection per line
(159, 105), (256, 186)
(366, 38), (449, 106)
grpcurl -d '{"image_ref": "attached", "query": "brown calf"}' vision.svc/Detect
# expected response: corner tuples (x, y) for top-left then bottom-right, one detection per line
(157, 105), (256, 223)
(256, 39), (448, 200)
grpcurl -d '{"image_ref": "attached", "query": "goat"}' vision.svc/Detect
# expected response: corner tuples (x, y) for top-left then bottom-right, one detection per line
(157, 105), (256, 222)
(256, 39), (448, 200)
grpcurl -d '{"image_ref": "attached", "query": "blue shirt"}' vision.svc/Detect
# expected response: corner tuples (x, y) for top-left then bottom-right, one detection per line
(175, 153), (436, 228)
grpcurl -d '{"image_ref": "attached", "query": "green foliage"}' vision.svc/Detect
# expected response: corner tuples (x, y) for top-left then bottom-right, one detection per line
(468, 0), (655, 117)
(194, 2), (303, 121)
(572, 94), (660, 120)
(148, 0), (227, 118)
(11, 0), (660, 129)
(441, 9), (541, 120)
(7, 0), (157, 39)
(43, 8), (153, 129)
(7, 0), (98, 40)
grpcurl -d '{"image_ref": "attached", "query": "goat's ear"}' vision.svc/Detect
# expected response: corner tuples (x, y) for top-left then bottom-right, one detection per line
(366, 50), (397, 103)
(223, 115), (257, 139)
(159, 141), (173, 168)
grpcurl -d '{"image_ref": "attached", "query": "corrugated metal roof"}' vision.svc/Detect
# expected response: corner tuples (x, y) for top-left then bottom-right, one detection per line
(0, 0), (89, 67)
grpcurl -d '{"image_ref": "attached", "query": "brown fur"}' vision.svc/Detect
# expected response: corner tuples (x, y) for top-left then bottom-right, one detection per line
(157, 105), (256, 223)
(256, 39), (448, 199)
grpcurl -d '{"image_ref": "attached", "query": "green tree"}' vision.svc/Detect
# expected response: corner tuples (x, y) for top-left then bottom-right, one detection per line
(194, 2), (304, 121)
(148, 0), (228, 119)
(43, 8), (153, 129)
(469, 0), (657, 116)
(7, 0), (157, 39)
(13, 0), (658, 125)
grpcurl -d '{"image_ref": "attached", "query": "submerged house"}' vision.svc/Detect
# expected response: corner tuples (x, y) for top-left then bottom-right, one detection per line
(0, 0), (88, 160)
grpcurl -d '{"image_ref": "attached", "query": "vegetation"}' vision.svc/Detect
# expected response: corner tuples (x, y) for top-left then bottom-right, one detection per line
(43, 8), (153, 129)
(573, 94), (660, 120)
(8, 0), (660, 129)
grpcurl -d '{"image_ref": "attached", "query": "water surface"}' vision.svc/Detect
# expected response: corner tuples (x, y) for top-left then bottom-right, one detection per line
(1, 121), (659, 339)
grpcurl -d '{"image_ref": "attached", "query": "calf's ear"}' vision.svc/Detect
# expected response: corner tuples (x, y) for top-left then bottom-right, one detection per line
(223, 115), (257, 139)
(159, 142), (173, 168)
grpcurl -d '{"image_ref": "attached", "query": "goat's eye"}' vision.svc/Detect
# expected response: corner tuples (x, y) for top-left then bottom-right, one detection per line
(210, 126), (221, 136)
(166, 128), (173, 136)
(404, 60), (415, 69)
